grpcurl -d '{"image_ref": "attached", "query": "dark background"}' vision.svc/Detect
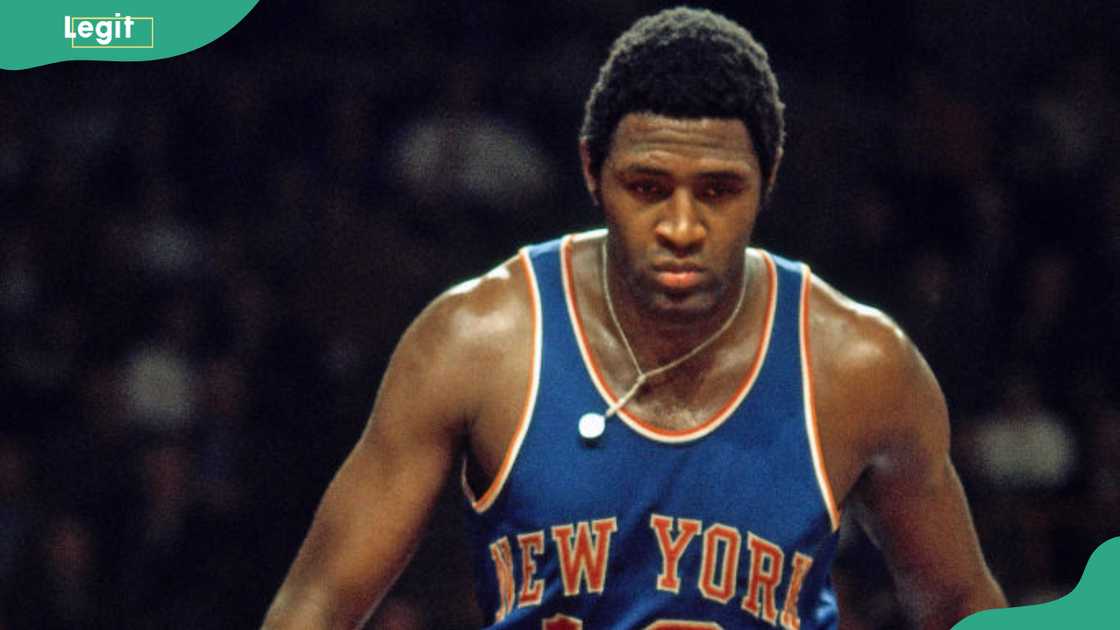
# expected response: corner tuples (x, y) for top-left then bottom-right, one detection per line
(1, 1), (1118, 628)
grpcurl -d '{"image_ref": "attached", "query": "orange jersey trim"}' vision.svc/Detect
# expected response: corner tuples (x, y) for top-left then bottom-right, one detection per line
(464, 249), (543, 513)
(562, 233), (777, 444)
(799, 266), (841, 531)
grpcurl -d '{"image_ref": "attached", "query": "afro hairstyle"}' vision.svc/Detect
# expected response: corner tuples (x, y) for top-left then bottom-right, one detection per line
(581, 7), (786, 200)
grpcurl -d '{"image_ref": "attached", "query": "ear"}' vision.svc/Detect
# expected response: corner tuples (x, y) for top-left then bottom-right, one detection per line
(578, 138), (600, 206)
(765, 147), (783, 197)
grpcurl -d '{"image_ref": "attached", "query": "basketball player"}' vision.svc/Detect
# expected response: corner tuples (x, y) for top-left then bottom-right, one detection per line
(263, 8), (1005, 629)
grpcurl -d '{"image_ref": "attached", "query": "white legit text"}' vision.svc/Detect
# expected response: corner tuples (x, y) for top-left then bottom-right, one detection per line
(64, 14), (136, 46)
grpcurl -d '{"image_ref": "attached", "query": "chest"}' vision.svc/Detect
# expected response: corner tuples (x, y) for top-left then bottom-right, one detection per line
(468, 405), (837, 627)
(499, 394), (828, 543)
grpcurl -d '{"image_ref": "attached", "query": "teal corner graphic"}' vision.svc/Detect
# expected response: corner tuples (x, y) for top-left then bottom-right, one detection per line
(954, 537), (1120, 628)
(1, 2), (258, 70)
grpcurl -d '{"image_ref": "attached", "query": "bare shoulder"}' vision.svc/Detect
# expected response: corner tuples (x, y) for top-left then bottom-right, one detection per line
(377, 253), (535, 438)
(429, 253), (535, 357)
(805, 273), (949, 498)
(259, 254), (538, 629)
(805, 274), (1006, 622)
(807, 274), (923, 395)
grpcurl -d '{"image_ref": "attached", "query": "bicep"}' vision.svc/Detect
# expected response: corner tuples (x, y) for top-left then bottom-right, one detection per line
(855, 453), (989, 588)
(850, 341), (1003, 625)
(308, 401), (462, 617)
(267, 306), (473, 628)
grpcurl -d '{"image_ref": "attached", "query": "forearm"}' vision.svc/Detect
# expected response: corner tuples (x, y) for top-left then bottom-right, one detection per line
(261, 584), (365, 630)
(261, 590), (328, 630)
(950, 575), (1007, 622)
(909, 574), (1007, 630)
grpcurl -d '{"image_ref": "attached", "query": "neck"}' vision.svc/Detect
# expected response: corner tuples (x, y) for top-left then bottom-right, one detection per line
(602, 244), (752, 371)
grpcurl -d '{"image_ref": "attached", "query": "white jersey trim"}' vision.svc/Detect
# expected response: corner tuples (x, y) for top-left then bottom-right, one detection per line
(464, 248), (544, 514)
(562, 231), (777, 444)
(799, 265), (841, 531)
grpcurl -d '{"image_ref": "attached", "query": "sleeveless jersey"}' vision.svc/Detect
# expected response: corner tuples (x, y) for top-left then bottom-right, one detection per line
(463, 231), (841, 629)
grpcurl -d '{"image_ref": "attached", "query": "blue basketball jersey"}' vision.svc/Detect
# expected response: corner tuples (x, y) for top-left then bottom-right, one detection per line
(463, 231), (841, 629)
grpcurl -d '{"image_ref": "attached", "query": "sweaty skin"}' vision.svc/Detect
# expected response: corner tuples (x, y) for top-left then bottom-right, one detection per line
(262, 114), (1005, 629)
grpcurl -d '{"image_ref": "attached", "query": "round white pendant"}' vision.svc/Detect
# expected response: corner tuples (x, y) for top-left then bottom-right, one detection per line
(578, 412), (606, 441)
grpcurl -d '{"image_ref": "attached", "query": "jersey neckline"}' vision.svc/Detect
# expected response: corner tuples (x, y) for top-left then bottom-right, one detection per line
(560, 230), (778, 444)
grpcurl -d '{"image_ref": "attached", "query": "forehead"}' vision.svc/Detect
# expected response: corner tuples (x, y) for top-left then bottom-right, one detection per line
(607, 114), (758, 173)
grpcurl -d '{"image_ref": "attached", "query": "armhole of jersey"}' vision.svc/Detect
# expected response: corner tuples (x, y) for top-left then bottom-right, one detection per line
(463, 248), (544, 514)
(799, 265), (842, 532)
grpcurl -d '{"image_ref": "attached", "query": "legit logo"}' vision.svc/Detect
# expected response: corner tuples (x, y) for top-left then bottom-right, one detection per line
(64, 14), (154, 48)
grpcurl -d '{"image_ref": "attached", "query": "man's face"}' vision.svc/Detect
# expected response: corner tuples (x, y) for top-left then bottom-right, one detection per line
(587, 113), (764, 322)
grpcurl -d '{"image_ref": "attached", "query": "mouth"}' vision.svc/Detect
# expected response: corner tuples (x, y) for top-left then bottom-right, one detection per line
(652, 262), (707, 292)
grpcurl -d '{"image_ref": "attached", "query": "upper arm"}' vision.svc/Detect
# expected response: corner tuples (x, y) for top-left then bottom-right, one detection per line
(264, 260), (531, 629)
(811, 283), (1005, 628)
(849, 332), (983, 589)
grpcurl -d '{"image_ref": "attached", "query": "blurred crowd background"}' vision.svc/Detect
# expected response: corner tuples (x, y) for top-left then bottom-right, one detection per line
(1, 1), (1117, 628)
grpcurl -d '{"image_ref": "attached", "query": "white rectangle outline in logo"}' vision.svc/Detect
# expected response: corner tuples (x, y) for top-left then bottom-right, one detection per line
(69, 16), (155, 49)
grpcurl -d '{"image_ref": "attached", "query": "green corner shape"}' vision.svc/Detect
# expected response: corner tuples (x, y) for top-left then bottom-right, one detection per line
(1, 2), (259, 70)
(954, 537), (1120, 628)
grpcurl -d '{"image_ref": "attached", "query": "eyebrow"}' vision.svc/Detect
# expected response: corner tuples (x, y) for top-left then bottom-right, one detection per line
(617, 165), (669, 177)
(616, 164), (751, 180)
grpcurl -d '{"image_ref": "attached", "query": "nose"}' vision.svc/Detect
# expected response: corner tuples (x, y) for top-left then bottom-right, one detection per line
(654, 188), (706, 254)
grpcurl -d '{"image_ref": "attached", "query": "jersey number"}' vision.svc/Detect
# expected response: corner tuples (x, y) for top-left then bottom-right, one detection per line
(543, 616), (721, 629)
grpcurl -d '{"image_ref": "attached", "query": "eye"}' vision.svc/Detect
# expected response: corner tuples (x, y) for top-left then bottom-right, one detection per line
(698, 181), (744, 201)
(627, 180), (668, 199)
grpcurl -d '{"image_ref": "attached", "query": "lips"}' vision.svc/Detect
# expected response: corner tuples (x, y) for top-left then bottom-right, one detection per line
(652, 262), (706, 292)
(655, 271), (704, 291)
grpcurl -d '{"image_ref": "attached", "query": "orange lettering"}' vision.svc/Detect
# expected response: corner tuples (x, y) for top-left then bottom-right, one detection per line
(489, 537), (517, 621)
(698, 524), (742, 604)
(740, 533), (784, 624)
(650, 514), (702, 593)
(550, 518), (618, 596)
(542, 613), (584, 629)
(517, 531), (546, 607)
(780, 552), (813, 630)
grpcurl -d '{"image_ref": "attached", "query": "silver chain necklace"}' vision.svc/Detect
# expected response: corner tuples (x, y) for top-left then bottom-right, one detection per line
(578, 238), (749, 442)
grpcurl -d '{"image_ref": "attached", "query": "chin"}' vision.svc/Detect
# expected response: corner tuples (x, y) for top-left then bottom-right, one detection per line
(646, 290), (721, 323)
